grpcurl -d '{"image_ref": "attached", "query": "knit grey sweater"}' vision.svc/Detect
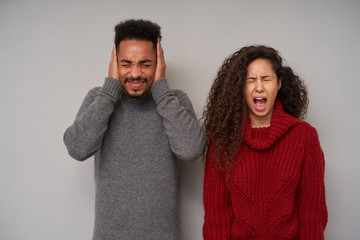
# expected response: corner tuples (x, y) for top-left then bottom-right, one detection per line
(64, 77), (205, 240)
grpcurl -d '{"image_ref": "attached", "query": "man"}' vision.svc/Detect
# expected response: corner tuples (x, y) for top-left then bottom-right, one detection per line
(63, 19), (205, 240)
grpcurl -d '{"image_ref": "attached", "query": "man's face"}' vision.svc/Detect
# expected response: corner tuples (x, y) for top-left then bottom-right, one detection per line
(117, 39), (156, 98)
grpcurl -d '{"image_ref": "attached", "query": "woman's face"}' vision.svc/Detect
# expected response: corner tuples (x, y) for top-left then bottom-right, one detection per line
(244, 58), (281, 128)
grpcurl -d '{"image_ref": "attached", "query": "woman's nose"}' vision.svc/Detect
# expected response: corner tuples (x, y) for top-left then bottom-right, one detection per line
(254, 79), (264, 92)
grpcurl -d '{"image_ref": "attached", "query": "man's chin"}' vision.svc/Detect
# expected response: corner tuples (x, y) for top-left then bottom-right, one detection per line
(126, 90), (150, 98)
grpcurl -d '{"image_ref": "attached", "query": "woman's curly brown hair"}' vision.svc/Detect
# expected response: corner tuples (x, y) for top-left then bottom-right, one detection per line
(201, 45), (308, 171)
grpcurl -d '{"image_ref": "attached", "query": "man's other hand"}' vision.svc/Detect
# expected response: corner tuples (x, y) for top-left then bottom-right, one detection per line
(154, 38), (166, 81)
(108, 45), (120, 80)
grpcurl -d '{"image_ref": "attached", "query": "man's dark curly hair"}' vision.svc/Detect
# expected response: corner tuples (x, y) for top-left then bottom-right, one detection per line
(201, 45), (309, 171)
(114, 19), (161, 52)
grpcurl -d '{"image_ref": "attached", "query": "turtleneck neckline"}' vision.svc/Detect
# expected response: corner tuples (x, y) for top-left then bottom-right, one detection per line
(121, 93), (153, 104)
(243, 100), (298, 150)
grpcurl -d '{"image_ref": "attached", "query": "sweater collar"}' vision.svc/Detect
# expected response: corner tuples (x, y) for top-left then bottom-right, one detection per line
(243, 100), (297, 150)
(121, 93), (153, 105)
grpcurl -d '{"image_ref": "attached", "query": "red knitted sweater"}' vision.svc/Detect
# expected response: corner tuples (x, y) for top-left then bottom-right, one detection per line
(203, 101), (328, 240)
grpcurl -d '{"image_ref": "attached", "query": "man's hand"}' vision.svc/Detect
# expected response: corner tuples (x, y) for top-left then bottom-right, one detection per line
(154, 38), (166, 81)
(108, 45), (120, 80)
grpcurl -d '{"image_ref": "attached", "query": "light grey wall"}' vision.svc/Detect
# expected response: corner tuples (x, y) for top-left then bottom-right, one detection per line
(1, 0), (359, 239)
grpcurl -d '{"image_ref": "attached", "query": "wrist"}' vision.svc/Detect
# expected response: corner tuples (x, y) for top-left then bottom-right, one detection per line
(102, 77), (124, 99)
(151, 78), (169, 100)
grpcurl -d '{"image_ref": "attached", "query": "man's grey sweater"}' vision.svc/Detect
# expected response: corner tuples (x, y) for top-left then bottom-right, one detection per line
(64, 77), (205, 240)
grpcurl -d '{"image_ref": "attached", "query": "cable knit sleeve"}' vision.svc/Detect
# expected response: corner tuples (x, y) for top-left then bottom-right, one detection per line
(298, 127), (328, 239)
(63, 77), (123, 161)
(203, 140), (233, 239)
(151, 78), (205, 162)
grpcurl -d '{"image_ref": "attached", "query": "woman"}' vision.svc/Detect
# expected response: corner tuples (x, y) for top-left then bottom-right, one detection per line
(202, 45), (327, 239)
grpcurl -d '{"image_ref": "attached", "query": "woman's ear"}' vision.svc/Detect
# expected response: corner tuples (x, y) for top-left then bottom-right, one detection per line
(277, 78), (282, 90)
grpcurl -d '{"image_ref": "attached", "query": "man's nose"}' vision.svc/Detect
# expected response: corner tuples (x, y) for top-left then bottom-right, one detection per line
(130, 65), (142, 78)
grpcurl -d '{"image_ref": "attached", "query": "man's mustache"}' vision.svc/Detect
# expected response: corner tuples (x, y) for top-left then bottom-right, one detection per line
(124, 77), (148, 83)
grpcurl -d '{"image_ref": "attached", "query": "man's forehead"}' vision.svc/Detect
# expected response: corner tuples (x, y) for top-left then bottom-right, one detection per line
(118, 40), (155, 51)
(118, 42), (156, 61)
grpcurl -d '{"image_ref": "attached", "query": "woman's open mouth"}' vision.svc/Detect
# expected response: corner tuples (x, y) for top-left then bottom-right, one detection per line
(254, 97), (267, 111)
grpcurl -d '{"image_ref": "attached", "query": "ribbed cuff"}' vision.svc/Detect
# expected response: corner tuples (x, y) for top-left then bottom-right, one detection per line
(101, 77), (123, 100)
(151, 78), (170, 100)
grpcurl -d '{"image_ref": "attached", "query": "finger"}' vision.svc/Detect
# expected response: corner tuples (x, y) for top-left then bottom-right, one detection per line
(155, 39), (166, 81)
(111, 44), (117, 62)
(109, 45), (119, 80)
(157, 39), (165, 63)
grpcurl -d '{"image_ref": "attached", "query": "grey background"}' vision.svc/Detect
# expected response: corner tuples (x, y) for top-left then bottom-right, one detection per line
(1, 0), (359, 239)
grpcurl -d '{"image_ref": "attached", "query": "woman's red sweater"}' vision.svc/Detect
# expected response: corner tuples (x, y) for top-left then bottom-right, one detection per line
(203, 101), (328, 239)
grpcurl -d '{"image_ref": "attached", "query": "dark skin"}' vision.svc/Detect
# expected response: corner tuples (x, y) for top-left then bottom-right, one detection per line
(108, 38), (165, 98)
